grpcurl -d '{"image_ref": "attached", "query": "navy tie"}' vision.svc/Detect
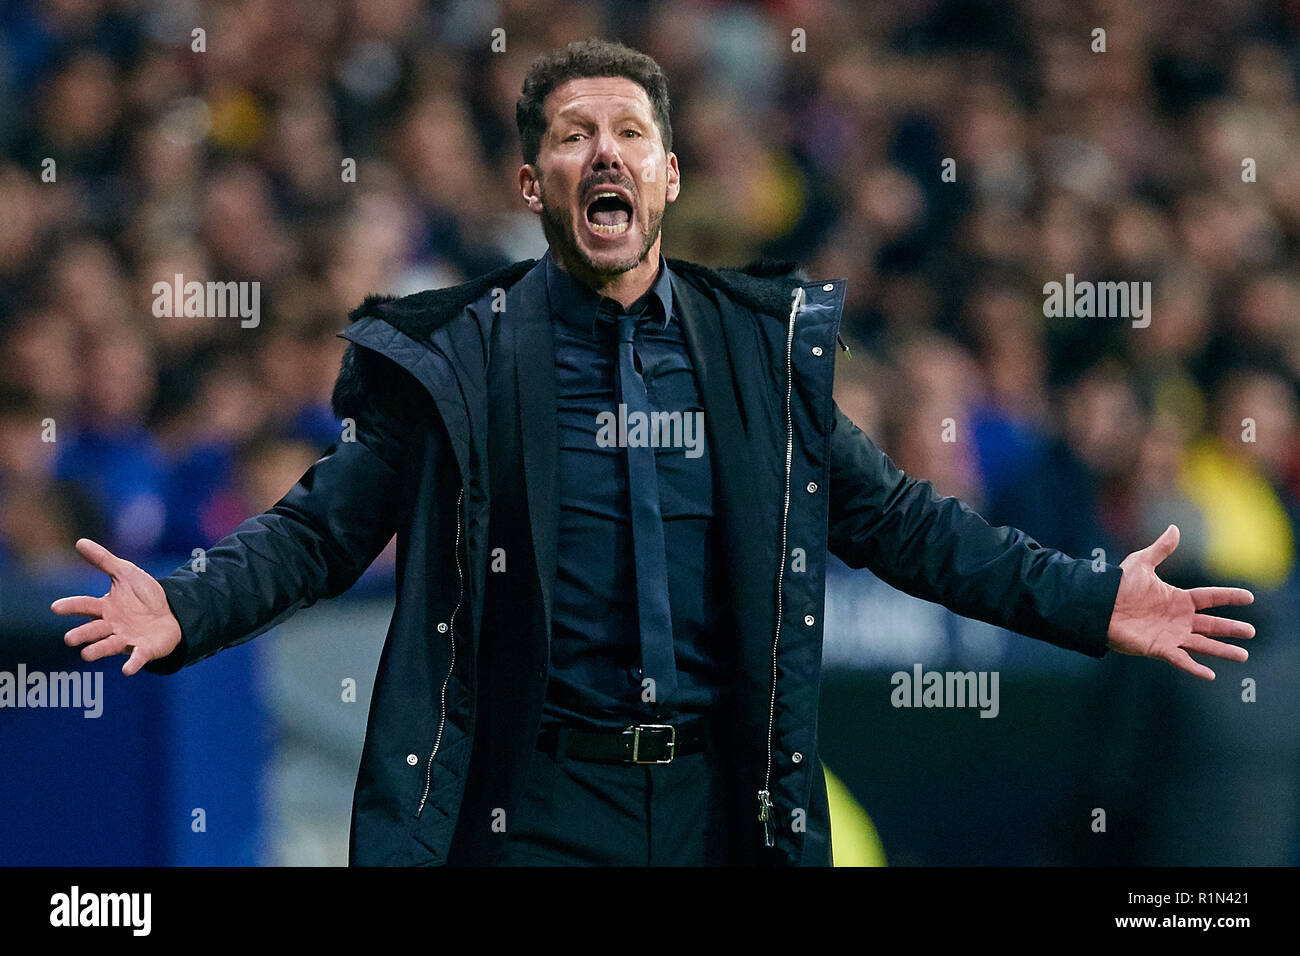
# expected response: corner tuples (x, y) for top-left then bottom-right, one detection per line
(616, 310), (677, 707)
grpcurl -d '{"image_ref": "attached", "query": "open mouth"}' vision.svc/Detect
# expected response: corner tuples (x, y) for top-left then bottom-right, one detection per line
(585, 190), (633, 237)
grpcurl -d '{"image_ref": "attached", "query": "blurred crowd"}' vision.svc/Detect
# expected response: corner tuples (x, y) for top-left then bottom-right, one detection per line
(1, 0), (1298, 600)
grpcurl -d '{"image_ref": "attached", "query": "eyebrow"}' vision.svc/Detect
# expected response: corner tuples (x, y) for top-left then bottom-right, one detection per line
(553, 104), (649, 125)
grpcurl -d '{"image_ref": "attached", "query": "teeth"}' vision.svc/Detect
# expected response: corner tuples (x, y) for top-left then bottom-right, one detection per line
(588, 191), (631, 236)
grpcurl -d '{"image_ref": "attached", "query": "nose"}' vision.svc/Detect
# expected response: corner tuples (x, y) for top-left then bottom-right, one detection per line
(590, 127), (624, 173)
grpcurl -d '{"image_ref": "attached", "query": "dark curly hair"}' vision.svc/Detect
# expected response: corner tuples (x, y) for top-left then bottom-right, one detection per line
(516, 38), (673, 166)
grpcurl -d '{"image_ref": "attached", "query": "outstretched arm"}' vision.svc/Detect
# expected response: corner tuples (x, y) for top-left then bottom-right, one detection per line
(52, 346), (421, 675)
(825, 403), (1252, 674)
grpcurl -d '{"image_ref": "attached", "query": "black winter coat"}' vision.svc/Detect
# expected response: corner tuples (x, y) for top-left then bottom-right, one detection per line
(146, 256), (1123, 866)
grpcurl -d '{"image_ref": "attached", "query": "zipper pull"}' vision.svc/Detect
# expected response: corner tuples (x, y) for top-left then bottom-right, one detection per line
(757, 789), (775, 848)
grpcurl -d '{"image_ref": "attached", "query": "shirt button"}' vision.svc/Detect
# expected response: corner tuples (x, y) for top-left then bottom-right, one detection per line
(811, 346), (823, 357)
(437, 622), (448, 634)
(804, 614), (815, 626)
(806, 481), (818, 493)
(792, 752), (803, 764)
(406, 754), (418, 766)
(822, 283), (834, 292)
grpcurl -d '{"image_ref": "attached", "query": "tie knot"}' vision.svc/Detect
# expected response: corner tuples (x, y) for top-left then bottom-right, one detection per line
(617, 311), (639, 344)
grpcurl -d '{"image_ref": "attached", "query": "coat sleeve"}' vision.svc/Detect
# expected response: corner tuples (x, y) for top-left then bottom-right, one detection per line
(825, 402), (1122, 657)
(144, 342), (422, 674)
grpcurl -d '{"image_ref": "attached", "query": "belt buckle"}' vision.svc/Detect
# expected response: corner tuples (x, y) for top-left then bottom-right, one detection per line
(626, 723), (676, 764)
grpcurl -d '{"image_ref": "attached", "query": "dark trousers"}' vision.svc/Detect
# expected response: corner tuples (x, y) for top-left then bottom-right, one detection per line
(498, 731), (735, 866)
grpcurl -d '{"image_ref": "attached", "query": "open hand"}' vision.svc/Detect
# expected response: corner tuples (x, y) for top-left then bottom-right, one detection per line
(51, 538), (182, 676)
(1106, 524), (1255, 680)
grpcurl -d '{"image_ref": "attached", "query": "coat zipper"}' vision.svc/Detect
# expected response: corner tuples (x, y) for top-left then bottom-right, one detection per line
(416, 485), (465, 817)
(757, 285), (804, 848)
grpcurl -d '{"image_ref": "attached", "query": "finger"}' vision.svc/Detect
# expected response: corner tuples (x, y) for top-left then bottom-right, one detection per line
(123, 646), (149, 677)
(51, 595), (103, 618)
(1143, 524), (1179, 566)
(74, 537), (124, 578)
(1182, 634), (1249, 663)
(1164, 646), (1215, 681)
(1190, 613), (1255, 640)
(1188, 586), (1255, 610)
(64, 619), (114, 647)
(80, 634), (128, 663)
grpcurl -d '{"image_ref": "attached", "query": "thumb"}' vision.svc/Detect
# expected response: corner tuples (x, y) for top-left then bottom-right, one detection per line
(75, 537), (123, 578)
(123, 646), (149, 677)
(1144, 524), (1179, 567)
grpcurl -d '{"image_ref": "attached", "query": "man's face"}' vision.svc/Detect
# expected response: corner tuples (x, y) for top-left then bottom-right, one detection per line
(520, 76), (680, 278)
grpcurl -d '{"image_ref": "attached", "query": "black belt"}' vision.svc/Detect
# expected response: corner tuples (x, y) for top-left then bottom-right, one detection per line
(537, 720), (711, 764)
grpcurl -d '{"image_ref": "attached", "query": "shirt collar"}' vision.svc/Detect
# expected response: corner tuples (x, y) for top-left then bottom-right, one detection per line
(544, 247), (674, 336)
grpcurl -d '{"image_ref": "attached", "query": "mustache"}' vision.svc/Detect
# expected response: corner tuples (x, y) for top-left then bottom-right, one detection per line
(580, 173), (636, 199)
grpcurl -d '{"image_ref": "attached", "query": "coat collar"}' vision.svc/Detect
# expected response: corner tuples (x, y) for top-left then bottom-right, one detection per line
(339, 255), (807, 343)
(509, 261), (559, 635)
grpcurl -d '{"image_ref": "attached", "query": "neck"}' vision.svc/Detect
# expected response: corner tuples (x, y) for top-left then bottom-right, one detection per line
(551, 240), (662, 309)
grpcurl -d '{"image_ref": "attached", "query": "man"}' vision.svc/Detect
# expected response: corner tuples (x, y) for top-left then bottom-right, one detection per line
(52, 39), (1255, 866)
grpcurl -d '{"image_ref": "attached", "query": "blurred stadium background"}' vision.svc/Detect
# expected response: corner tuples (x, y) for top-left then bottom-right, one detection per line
(1, 0), (1298, 865)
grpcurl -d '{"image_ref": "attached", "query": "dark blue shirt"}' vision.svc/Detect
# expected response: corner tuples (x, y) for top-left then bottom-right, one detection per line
(542, 249), (723, 729)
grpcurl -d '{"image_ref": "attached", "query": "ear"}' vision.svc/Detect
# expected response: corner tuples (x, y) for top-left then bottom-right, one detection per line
(665, 152), (681, 204)
(519, 164), (543, 214)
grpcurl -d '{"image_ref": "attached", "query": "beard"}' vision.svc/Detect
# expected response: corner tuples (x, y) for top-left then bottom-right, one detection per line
(538, 182), (664, 278)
